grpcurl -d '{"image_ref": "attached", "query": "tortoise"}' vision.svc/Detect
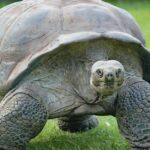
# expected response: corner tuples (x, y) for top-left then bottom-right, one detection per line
(0, 0), (150, 149)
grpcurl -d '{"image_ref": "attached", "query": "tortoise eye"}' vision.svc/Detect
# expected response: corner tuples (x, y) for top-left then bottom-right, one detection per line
(116, 68), (122, 77)
(96, 69), (103, 78)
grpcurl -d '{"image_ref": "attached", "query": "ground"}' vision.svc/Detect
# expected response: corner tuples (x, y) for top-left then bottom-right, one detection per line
(0, 0), (150, 150)
(28, 117), (130, 150)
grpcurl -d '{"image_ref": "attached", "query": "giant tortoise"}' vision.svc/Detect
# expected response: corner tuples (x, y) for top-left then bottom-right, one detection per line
(0, 0), (150, 149)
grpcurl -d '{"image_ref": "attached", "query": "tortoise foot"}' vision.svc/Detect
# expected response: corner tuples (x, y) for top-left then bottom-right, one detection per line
(58, 115), (99, 132)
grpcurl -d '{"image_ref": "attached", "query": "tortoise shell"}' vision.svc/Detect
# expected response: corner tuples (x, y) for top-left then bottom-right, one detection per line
(0, 0), (149, 95)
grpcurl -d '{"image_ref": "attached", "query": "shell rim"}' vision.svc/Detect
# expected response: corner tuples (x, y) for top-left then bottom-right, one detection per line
(5, 31), (150, 92)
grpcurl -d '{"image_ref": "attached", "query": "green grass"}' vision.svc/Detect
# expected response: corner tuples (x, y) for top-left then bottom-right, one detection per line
(0, 1), (150, 150)
(28, 117), (130, 150)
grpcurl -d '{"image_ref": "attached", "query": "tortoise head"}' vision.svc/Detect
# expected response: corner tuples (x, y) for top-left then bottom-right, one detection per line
(90, 60), (125, 98)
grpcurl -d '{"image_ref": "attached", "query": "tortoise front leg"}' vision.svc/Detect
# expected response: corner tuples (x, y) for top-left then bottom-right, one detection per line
(116, 77), (150, 150)
(58, 115), (99, 132)
(0, 88), (48, 150)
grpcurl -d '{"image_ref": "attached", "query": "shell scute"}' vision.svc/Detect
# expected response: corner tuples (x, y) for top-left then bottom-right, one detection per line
(0, 0), (149, 94)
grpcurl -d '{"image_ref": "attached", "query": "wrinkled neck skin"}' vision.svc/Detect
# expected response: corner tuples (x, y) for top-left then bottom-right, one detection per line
(96, 92), (117, 116)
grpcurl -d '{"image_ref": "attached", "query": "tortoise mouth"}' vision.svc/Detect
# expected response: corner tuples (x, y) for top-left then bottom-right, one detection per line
(91, 80), (124, 98)
(103, 81), (124, 90)
(93, 81), (122, 87)
(104, 81), (114, 86)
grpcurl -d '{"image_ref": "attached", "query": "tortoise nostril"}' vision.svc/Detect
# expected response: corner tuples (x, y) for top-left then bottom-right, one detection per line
(105, 73), (114, 81)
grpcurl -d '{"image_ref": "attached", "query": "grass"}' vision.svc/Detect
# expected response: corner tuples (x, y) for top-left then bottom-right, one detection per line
(28, 117), (130, 150)
(0, 1), (150, 150)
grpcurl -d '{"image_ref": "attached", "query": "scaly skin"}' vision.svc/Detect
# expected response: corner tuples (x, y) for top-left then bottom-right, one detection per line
(116, 77), (150, 150)
(0, 87), (48, 150)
